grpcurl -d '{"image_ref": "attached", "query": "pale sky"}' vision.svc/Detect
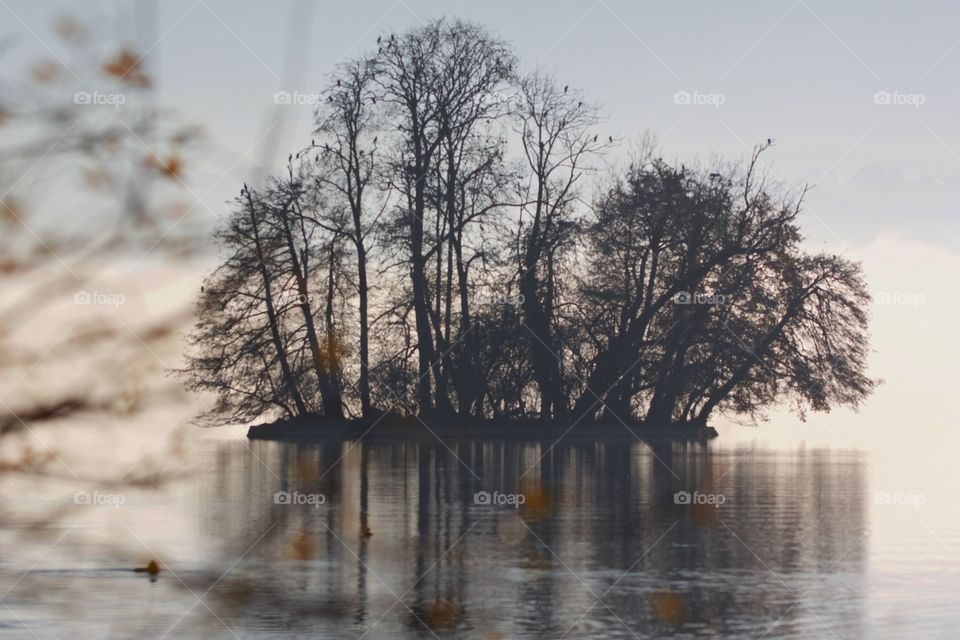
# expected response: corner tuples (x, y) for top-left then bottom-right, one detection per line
(2, 0), (957, 439)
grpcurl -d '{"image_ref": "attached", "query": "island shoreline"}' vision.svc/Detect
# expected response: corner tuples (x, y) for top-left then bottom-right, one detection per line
(246, 414), (719, 442)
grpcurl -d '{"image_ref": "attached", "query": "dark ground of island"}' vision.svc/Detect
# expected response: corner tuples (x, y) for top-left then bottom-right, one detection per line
(247, 413), (719, 442)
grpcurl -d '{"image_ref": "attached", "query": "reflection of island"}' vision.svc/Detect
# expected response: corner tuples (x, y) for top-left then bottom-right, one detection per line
(201, 439), (867, 638)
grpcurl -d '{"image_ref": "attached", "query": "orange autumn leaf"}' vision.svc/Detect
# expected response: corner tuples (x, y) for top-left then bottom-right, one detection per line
(518, 479), (551, 521)
(31, 61), (63, 84)
(55, 16), (85, 43)
(146, 153), (184, 181)
(133, 560), (160, 575)
(103, 49), (150, 87)
(423, 598), (462, 631)
(651, 590), (688, 627)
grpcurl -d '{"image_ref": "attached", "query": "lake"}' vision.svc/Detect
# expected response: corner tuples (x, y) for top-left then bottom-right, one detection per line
(1, 429), (957, 638)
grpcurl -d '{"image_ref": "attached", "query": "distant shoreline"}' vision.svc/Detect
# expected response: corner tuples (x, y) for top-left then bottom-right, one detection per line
(247, 414), (719, 442)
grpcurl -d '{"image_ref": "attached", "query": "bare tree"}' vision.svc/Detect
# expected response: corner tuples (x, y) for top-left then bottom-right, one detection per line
(572, 147), (873, 425)
(376, 18), (513, 416)
(180, 20), (875, 431)
(513, 71), (607, 421)
(266, 169), (344, 418)
(312, 58), (382, 418)
(181, 185), (309, 424)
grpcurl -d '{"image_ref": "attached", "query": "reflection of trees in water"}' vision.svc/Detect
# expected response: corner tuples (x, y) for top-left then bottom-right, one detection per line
(202, 439), (866, 638)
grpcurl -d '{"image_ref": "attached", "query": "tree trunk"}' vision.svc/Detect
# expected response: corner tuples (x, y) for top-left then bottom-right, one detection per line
(411, 142), (436, 415)
(355, 237), (371, 418)
(246, 193), (307, 416)
(276, 201), (342, 419)
(322, 245), (344, 418)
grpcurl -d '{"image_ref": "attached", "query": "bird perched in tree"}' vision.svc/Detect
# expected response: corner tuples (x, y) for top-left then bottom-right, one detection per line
(377, 35), (381, 44)
(337, 79), (341, 87)
(767, 137), (774, 145)
(593, 134), (598, 142)
(608, 136), (613, 143)
(564, 84), (569, 92)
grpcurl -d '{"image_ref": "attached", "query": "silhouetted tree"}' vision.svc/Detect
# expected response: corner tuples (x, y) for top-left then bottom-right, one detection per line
(572, 145), (873, 424)
(312, 58), (381, 418)
(181, 19), (875, 429)
(513, 72), (607, 421)
(181, 185), (311, 423)
(375, 18), (514, 416)
(265, 169), (345, 418)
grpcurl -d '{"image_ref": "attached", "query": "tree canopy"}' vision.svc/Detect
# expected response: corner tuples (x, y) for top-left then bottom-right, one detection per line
(180, 17), (874, 427)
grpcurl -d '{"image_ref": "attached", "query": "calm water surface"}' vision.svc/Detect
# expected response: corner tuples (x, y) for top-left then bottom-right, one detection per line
(1, 432), (958, 638)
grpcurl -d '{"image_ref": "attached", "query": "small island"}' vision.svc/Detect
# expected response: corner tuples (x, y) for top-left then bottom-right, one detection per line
(246, 414), (720, 442)
(178, 19), (874, 440)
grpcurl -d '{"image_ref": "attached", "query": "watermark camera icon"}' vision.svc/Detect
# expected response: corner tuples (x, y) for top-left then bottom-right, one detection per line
(73, 290), (125, 307)
(674, 490), (725, 508)
(874, 491), (925, 508)
(873, 291), (925, 307)
(674, 90), (725, 108)
(673, 290), (726, 305)
(274, 90), (320, 106)
(874, 90), (925, 108)
(73, 490), (125, 507)
(473, 490), (525, 508)
(273, 490), (325, 507)
(73, 90), (125, 108)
